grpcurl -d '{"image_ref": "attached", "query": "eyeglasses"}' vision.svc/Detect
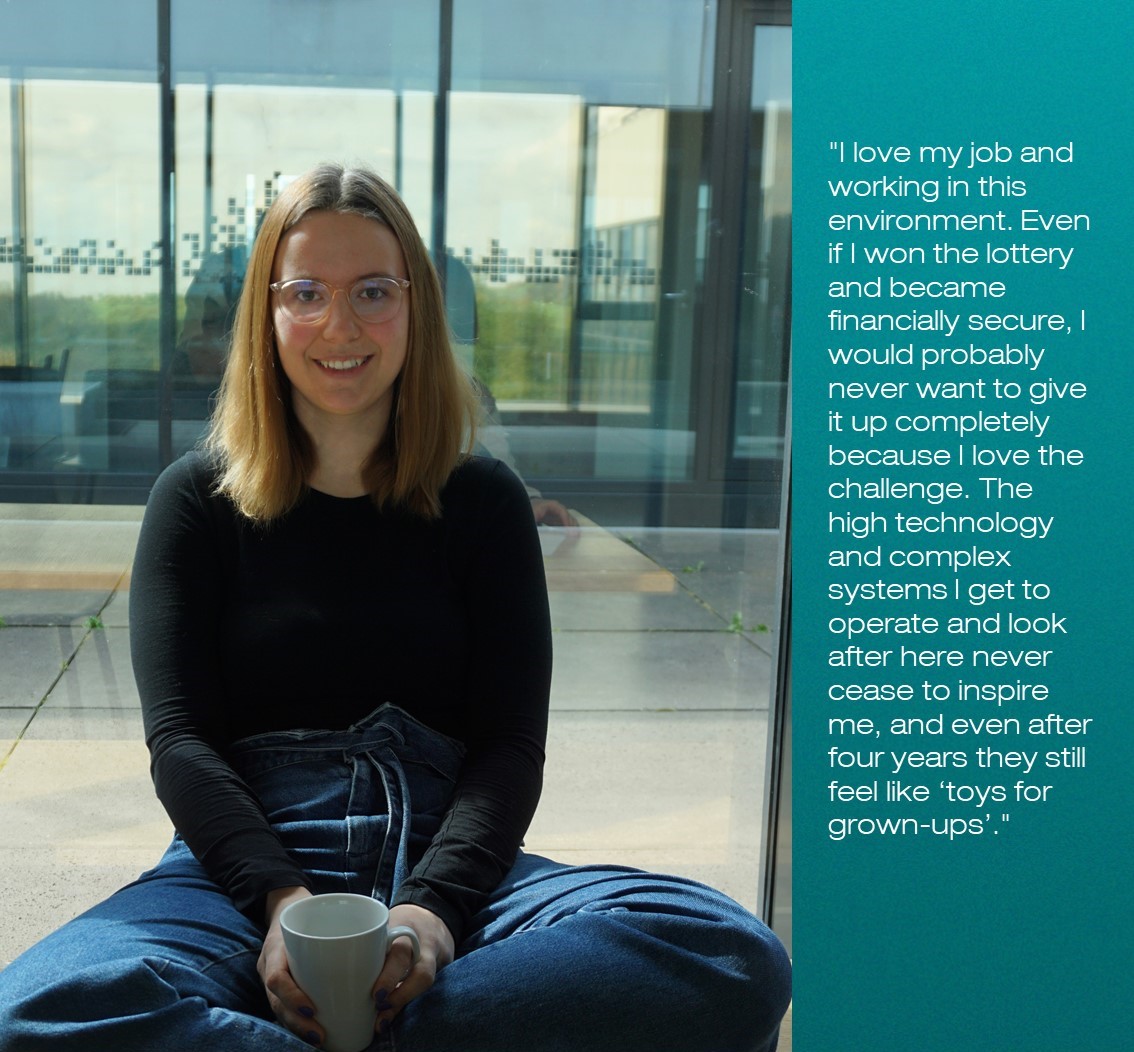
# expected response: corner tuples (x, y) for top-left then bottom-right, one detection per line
(270, 276), (411, 324)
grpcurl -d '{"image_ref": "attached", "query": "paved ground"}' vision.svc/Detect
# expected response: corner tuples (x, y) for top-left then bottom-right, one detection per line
(0, 503), (784, 979)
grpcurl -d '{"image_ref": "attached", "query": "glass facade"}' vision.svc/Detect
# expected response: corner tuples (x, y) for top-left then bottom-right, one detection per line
(0, 0), (792, 955)
(0, 0), (791, 530)
(1, 1), (162, 494)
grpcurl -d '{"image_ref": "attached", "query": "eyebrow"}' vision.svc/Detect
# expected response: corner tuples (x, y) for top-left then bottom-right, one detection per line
(278, 272), (404, 284)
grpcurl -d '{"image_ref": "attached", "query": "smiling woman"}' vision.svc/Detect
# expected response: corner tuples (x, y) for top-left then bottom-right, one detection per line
(269, 211), (411, 495)
(206, 165), (477, 520)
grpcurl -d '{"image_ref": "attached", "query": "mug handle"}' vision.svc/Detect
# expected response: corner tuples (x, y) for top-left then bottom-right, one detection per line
(388, 925), (421, 966)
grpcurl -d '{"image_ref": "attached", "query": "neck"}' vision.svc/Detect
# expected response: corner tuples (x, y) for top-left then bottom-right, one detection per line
(307, 448), (372, 498)
(295, 406), (390, 499)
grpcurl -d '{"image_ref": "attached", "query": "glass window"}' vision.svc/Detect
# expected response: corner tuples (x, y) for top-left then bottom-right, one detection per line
(0, 0), (159, 488)
(0, 80), (15, 375)
(447, 91), (581, 406)
(449, 0), (717, 508)
(2, 0), (791, 529)
(731, 24), (791, 466)
(21, 79), (162, 477)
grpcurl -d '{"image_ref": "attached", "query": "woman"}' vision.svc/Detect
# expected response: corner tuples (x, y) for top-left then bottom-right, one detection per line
(0, 164), (790, 1051)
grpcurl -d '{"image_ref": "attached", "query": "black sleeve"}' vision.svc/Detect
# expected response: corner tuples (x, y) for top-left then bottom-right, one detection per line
(391, 459), (552, 940)
(130, 454), (308, 917)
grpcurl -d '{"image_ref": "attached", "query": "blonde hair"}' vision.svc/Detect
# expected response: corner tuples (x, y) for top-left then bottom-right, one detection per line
(205, 163), (477, 520)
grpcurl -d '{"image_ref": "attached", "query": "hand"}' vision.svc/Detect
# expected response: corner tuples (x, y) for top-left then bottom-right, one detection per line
(531, 498), (578, 527)
(373, 904), (455, 1034)
(258, 886), (323, 1046)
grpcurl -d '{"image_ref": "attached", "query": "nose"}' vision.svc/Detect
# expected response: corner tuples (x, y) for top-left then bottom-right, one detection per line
(320, 287), (361, 341)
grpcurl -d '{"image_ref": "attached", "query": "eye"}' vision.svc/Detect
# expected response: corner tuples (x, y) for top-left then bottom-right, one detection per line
(354, 280), (389, 303)
(290, 281), (327, 304)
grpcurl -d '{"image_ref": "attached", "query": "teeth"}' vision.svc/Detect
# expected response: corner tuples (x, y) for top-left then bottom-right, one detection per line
(319, 358), (366, 371)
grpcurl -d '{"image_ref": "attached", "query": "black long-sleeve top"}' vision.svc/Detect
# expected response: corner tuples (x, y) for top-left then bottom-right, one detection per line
(130, 450), (552, 941)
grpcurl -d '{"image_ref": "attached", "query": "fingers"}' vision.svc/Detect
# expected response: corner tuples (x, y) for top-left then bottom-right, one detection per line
(372, 905), (455, 1035)
(373, 933), (435, 1033)
(259, 888), (323, 1047)
(258, 936), (324, 1046)
(374, 933), (424, 1001)
(267, 975), (323, 1046)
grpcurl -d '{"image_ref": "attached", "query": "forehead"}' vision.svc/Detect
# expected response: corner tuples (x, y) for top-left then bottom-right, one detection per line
(272, 210), (406, 281)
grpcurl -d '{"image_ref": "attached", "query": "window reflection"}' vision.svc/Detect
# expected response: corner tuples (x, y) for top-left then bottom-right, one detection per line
(581, 106), (666, 413)
(731, 25), (792, 464)
(447, 93), (710, 489)
(0, 79), (15, 376)
(448, 92), (581, 409)
(0, 0), (789, 531)
(1, 79), (159, 478)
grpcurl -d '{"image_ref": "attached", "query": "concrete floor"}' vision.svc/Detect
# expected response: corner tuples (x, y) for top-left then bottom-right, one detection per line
(0, 505), (784, 984)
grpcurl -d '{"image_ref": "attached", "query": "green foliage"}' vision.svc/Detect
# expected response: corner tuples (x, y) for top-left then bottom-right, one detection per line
(472, 282), (571, 402)
(0, 291), (161, 372)
(86, 616), (104, 630)
(728, 612), (771, 634)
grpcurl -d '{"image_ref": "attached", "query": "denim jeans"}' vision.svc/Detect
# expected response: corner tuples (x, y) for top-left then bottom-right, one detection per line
(0, 705), (791, 1051)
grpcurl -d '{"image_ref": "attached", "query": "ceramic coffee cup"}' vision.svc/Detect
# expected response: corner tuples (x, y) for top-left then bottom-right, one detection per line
(280, 893), (421, 1052)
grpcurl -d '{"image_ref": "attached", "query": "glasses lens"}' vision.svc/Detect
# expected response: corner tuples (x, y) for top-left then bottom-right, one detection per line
(349, 277), (401, 321)
(277, 280), (329, 321)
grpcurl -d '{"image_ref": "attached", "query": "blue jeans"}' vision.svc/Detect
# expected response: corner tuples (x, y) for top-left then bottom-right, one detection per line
(0, 705), (790, 1051)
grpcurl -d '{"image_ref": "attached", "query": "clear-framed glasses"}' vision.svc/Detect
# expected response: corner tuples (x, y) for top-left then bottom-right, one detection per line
(270, 276), (411, 324)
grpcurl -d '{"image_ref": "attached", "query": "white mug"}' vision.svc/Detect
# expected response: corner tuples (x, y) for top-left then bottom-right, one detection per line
(280, 893), (421, 1052)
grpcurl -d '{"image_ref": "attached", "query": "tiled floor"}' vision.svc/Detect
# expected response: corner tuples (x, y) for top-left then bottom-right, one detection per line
(0, 507), (787, 1044)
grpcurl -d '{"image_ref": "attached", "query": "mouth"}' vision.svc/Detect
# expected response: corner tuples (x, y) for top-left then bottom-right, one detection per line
(316, 356), (371, 372)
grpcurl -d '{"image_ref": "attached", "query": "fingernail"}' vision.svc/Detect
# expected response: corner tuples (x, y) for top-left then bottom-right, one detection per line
(305, 1031), (321, 1046)
(298, 1006), (315, 1019)
(375, 990), (392, 1010)
(377, 1018), (388, 1035)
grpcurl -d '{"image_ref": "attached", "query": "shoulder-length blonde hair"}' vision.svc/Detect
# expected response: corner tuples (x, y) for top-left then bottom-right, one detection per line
(205, 162), (477, 521)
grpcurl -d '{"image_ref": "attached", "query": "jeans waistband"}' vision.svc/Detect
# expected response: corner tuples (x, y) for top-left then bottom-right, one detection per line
(227, 704), (466, 900)
(227, 702), (465, 767)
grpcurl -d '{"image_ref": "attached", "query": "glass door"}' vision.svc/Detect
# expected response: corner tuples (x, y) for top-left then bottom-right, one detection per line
(696, 0), (793, 946)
